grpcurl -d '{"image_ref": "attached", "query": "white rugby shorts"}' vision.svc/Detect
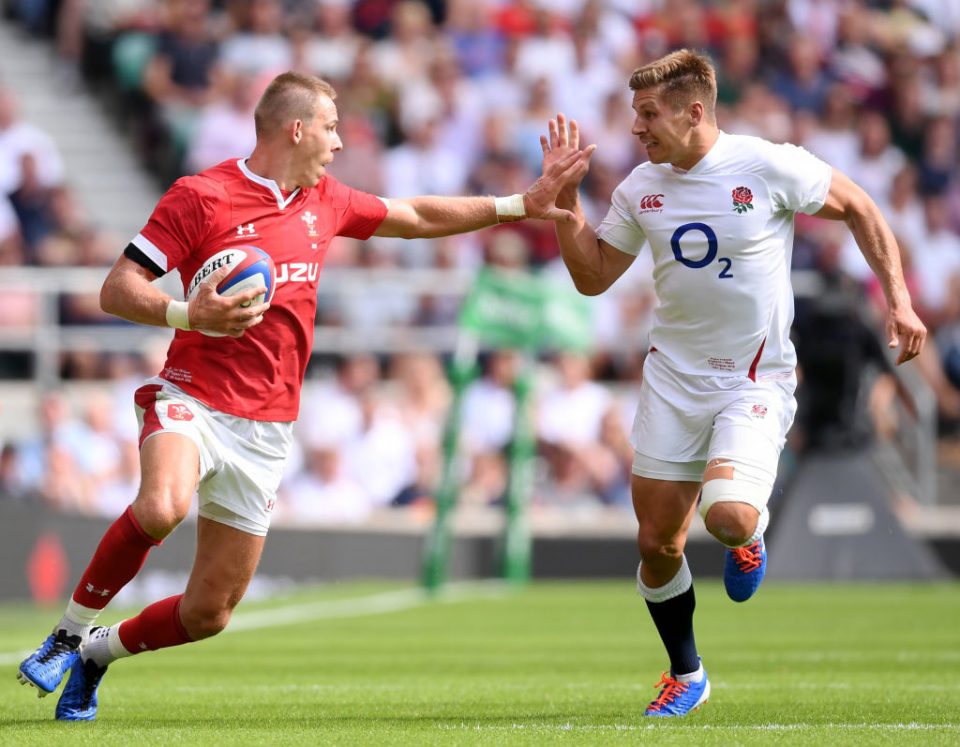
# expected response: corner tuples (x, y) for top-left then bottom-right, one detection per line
(631, 351), (797, 484)
(134, 377), (294, 536)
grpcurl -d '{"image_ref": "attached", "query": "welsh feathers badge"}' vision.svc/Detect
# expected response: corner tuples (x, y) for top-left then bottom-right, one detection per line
(732, 186), (754, 214)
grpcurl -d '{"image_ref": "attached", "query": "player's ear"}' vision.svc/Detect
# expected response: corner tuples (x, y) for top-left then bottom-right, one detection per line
(689, 101), (704, 126)
(291, 119), (303, 144)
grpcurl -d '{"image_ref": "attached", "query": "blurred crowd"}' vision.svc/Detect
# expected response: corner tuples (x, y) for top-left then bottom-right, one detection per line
(2, 0), (960, 520)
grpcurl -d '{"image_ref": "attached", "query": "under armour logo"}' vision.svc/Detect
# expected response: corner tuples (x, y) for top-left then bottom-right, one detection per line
(237, 223), (255, 236)
(85, 583), (111, 597)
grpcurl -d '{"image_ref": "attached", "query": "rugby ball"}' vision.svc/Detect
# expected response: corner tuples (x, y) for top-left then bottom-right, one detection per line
(187, 246), (276, 337)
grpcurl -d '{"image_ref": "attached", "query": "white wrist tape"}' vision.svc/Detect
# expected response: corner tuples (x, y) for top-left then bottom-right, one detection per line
(494, 194), (526, 222)
(165, 300), (191, 331)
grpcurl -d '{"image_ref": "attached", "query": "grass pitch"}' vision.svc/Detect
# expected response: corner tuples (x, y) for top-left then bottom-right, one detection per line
(0, 580), (958, 745)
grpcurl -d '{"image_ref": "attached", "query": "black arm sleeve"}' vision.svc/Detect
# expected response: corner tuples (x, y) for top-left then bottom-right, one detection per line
(124, 243), (166, 277)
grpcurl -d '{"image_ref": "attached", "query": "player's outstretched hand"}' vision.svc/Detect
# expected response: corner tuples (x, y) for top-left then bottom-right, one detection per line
(187, 264), (270, 338)
(523, 136), (596, 223)
(886, 305), (927, 365)
(539, 114), (595, 205)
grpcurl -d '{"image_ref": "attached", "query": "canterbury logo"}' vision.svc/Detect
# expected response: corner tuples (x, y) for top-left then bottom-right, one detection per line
(639, 194), (664, 210)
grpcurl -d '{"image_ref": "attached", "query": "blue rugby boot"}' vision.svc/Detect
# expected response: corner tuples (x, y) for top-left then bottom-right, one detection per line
(643, 664), (710, 717)
(723, 536), (767, 602)
(56, 655), (108, 721)
(17, 629), (82, 696)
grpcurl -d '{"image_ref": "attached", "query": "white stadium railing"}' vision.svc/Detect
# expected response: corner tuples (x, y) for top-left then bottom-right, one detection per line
(0, 267), (940, 503)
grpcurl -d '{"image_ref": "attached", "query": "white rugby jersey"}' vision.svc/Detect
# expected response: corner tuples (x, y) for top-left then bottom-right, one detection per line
(598, 131), (832, 379)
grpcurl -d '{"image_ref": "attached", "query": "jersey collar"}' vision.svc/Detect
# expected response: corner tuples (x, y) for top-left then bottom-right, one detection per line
(237, 159), (301, 209)
(676, 131), (727, 175)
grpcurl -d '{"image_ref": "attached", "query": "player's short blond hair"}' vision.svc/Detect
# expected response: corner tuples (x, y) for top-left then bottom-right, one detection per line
(629, 49), (717, 119)
(254, 72), (337, 138)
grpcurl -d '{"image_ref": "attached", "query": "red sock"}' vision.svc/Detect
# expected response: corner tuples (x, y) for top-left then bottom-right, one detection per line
(118, 594), (193, 654)
(71, 506), (161, 609)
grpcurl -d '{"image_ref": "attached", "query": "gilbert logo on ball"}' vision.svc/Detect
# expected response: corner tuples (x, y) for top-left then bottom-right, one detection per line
(187, 246), (276, 337)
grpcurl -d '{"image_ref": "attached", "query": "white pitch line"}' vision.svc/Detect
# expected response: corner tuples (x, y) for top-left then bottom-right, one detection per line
(0, 582), (511, 662)
(435, 722), (960, 733)
(0, 649), (31, 666)
(227, 580), (510, 633)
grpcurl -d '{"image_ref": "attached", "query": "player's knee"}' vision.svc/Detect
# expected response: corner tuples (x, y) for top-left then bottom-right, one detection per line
(180, 603), (233, 640)
(132, 489), (192, 538)
(699, 460), (772, 545)
(703, 502), (757, 546)
(636, 524), (684, 565)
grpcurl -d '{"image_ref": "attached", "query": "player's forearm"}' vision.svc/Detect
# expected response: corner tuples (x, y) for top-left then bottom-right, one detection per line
(555, 205), (608, 296)
(847, 203), (913, 311)
(100, 263), (179, 328)
(389, 196), (504, 238)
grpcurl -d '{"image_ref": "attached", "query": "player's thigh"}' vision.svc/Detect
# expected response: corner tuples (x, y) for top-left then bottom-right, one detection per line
(134, 432), (201, 537)
(197, 410), (293, 537)
(630, 469), (702, 551)
(702, 380), (795, 517)
(631, 353), (715, 463)
(182, 516), (266, 619)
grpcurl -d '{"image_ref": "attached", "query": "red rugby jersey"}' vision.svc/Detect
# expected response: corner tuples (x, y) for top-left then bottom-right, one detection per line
(129, 159), (387, 421)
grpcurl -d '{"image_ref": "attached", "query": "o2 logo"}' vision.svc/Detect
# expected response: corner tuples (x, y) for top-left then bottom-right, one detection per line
(670, 222), (733, 278)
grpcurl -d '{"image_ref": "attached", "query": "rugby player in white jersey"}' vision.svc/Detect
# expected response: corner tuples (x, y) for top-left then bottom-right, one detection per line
(539, 49), (926, 716)
(16, 71), (591, 721)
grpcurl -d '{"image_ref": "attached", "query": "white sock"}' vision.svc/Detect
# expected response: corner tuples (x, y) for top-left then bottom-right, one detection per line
(636, 556), (692, 602)
(747, 506), (769, 544)
(675, 661), (704, 683)
(56, 600), (102, 641)
(81, 623), (133, 668)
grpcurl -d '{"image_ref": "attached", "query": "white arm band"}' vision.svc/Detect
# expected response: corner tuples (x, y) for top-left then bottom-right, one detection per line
(165, 300), (191, 331)
(495, 194), (526, 222)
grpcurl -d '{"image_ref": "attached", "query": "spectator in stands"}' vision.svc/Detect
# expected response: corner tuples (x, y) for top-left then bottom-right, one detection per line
(342, 385), (421, 507)
(390, 352), (450, 502)
(799, 82), (860, 177)
(846, 108), (908, 204)
(302, 0), (363, 83)
(370, 0), (437, 87)
(552, 28), (621, 138)
(280, 432), (372, 524)
(298, 354), (379, 453)
(0, 192), (23, 265)
(461, 349), (521, 506)
(0, 85), (65, 255)
(142, 0), (221, 169)
(826, 2), (886, 101)
(13, 392), (86, 499)
(767, 32), (831, 114)
(185, 72), (260, 174)
(34, 187), (114, 267)
(536, 351), (623, 507)
(445, 0), (506, 78)
(218, 0), (293, 79)
(916, 116), (957, 197)
(912, 195), (960, 330)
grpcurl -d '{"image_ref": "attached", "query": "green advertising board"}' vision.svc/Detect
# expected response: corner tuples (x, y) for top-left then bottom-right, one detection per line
(457, 268), (593, 353)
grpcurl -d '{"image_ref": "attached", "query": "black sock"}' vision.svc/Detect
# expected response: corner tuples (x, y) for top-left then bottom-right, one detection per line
(645, 584), (699, 676)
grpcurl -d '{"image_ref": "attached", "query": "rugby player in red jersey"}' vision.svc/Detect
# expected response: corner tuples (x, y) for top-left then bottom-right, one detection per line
(17, 72), (592, 721)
